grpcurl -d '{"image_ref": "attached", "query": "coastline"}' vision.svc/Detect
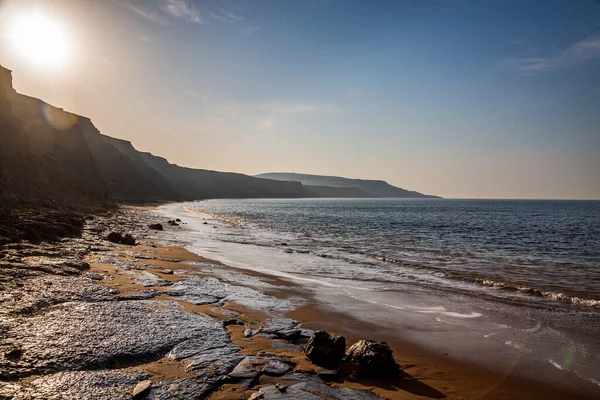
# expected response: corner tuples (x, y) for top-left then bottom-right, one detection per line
(1, 205), (599, 399)
(155, 202), (600, 399)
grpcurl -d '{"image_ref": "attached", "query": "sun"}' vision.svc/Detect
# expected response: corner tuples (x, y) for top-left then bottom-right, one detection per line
(9, 13), (71, 68)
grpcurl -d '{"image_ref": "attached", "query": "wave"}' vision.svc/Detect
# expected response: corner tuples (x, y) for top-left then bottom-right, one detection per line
(476, 279), (600, 309)
(183, 206), (245, 227)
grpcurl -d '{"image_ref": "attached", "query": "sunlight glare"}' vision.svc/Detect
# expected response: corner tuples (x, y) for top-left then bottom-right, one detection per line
(9, 13), (70, 68)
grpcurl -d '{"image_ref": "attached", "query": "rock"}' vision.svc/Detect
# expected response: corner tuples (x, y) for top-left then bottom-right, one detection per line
(344, 340), (400, 377)
(275, 383), (288, 392)
(262, 360), (291, 376)
(5, 347), (23, 360)
(305, 330), (346, 366)
(277, 329), (302, 341)
(248, 393), (264, 400)
(349, 370), (361, 382)
(148, 223), (163, 231)
(132, 379), (152, 397)
(223, 319), (245, 327)
(314, 367), (338, 380)
(228, 358), (262, 380)
(244, 328), (259, 338)
(203, 222), (208, 225)
(175, 218), (181, 222)
(168, 220), (179, 226)
(258, 379), (380, 399)
(271, 341), (302, 352)
(106, 231), (122, 243)
(106, 232), (136, 245)
(121, 234), (136, 246)
(162, 269), (174, 274)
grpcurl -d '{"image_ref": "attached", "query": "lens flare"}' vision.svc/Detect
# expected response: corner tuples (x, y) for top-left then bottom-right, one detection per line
(42, 104), (78, 131)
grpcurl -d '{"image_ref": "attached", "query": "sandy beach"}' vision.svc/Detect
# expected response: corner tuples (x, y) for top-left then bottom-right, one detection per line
(1, 205), (599, 399)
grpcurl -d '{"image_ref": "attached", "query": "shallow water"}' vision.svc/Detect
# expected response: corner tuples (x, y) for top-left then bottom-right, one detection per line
(179, 199), (600, 308)
(156, 199), (600, 390)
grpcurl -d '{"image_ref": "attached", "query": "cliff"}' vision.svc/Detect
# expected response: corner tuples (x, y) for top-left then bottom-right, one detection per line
(256, 172), (440, 198)
(0, 64), (314, 208)
(0, 66), (106, 206)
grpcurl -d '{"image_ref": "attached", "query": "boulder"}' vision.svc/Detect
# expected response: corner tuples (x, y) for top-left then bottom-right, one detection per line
(148, 223), (163, 231)
(121, 234), (136, 246)
(344, 340), (400, 377)
(106, 232), (136, 245)
(304, 330), (346, 366)
(106, 232), (122, 243)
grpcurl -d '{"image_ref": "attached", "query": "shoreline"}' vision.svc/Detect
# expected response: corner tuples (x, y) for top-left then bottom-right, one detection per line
(154, 202), (600, 399)
(1, 205), (599, 399)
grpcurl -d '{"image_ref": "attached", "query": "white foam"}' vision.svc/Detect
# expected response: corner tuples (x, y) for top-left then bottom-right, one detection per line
(548, 358), (564, 370)
(416, 307), (482, 319)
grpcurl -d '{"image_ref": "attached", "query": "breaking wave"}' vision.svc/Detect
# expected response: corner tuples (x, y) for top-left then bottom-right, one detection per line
(477, 279), (600, 309)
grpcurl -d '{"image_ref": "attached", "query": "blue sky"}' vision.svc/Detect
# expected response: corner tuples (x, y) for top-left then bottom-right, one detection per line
(1, 0), (599, 198)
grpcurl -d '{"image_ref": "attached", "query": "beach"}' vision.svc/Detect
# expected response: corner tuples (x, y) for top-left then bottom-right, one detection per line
(1, 203), (599, 399)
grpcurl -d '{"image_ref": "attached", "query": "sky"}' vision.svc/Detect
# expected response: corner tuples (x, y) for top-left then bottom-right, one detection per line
(0, 0), (599, 199)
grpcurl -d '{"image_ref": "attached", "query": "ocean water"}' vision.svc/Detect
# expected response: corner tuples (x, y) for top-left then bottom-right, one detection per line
(179, 198), (600, 309)
(156, 199), (600, 389)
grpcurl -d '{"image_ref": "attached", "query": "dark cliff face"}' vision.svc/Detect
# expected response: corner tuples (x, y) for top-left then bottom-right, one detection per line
(0, 64), (314, 208)
(0, 66), (106, 205)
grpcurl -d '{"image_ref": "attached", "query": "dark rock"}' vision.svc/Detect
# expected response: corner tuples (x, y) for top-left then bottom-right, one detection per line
(121, 234), (136, 246)
(5, 347), (22, 360)
(344, 340), (400, 377)
(106, 231), (122, 243)
(162, 269), (174, 274)
(203, 222), (208, 225)
(175, 218), (181, 222)
(314, 367), (338, 380)
(223, 319), (245, 327)
(305, 330), (346, 366)
(148, 223), (163, 231)
(277, 329), (302, 341)
(168, 220), (179, 226)
(106, 232), (136, 246)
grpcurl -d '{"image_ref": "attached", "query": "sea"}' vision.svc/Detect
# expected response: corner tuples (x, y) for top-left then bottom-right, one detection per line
(156, 198), (600, 389)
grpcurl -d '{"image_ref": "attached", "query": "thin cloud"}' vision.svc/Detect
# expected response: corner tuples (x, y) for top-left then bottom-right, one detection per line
(126, 4), (169, 24)
(163, 0), (202, 23)
(210, 8), (243, 22)
(510, 35), (600, 73)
